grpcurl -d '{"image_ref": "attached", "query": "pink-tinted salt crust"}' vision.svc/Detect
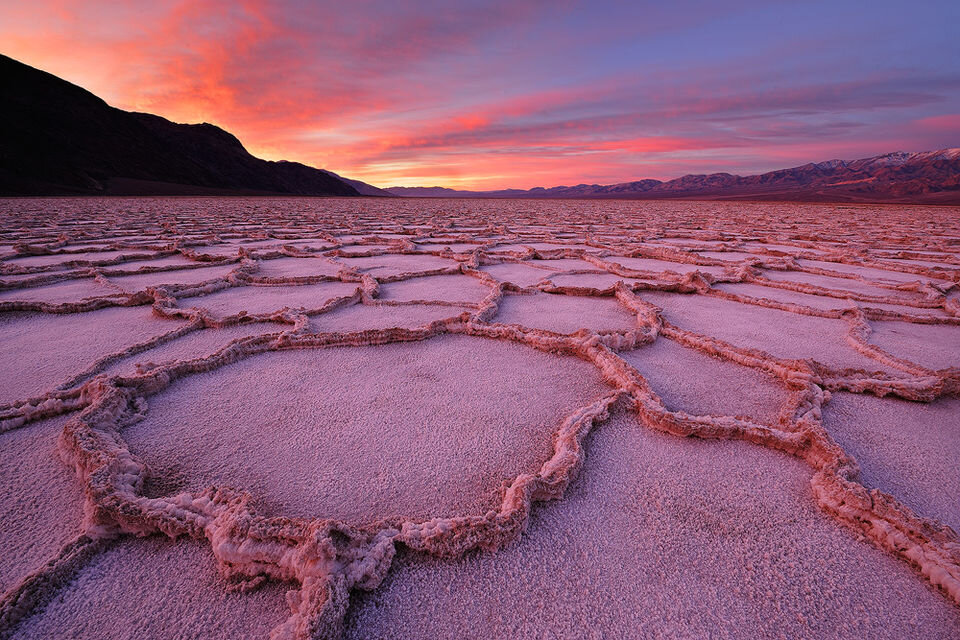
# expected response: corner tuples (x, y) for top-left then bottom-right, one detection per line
(823, 393), (960, 531)
(343, 411), (960, 639)
(1, 198), (959, 640)
(123, 337), (608, 522)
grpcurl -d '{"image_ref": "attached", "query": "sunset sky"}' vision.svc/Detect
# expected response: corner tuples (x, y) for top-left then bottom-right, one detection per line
(3, 1), (959, 189)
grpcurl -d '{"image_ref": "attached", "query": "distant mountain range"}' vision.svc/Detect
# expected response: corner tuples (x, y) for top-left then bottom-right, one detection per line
(389, 149), (960, 203)
(0, 54), (384, 197)
(318, 170), (393, 197)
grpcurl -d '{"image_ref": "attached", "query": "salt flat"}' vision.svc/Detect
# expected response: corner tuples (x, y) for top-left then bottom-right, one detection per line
(0, 197), (959, 639)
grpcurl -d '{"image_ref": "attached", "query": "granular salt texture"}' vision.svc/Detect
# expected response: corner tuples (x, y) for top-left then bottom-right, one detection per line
(335, 253), (458, 277)
(343, 411), (960, 639)
(15, 537), (290, 640)
(525, 242), (598, 253)
(0, 278), (122, 304)
(760, 270), (927, 301)
(696, 250), (762, 261)
(180, 281), (359, 318)
(654, 237), (726, 249)
(742, 240), (817, 254)
(857, 301), (950, 317)
(713, 282), (858, 312)
(606, 256), (727, 277)
(546, 272), (636, 289)
(336, 244), (394, 257)
(58, 242), (115, 250)
(796, 259), (946, 285)
(255, 256), (344, 278)
(527, 257), (603, 271)
(0, 415), (84, 592)
(495, 292), (637, 334)
(416, 242), (481, 252)
(277, 240), (337, 252)
(0, 307), (185, 404)
(309, 303), (470, 332)
(868, 321), (960, 370)
(641, 292), (891, 371)
(237, 238), (286, 250)
(99, 254), (198, 272)
(621, 337), (787, 425)
(478, 263), (553, 287)
(106, 263), (238, 292)
(485, 243), (536, 254)
(377, 274), (492, 304)
(98, 322), (287, 378)
(891, 257), (960, 271)
(1, 271), (87, 284)
(823, 393), (960, 531)
(123, 335), (608, 522)
(5, 250), (129, 268)
(186, 244), (243, 259)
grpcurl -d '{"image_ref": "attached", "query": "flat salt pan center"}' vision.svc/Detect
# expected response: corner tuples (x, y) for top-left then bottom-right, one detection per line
(0, 415), (84, 592)
(824, 393), (960, 531)
(642, 291), (895, 372)
(621, 337), (788, 425)
(124, 334), (609, 523)
(15, 537), (289, 640)
(495, 292), (637, 334)
(180, 281), (359, 318)
(0, 307), (186, 404)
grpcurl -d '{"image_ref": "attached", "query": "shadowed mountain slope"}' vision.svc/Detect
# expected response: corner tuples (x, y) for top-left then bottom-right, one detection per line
(0, 54), (371, 197)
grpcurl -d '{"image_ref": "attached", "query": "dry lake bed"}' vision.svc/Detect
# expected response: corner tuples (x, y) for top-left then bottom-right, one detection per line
(1, 197), (959, 639)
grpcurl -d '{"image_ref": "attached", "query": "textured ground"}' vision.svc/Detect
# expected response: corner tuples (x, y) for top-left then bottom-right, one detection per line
(1, 197), (959, 639)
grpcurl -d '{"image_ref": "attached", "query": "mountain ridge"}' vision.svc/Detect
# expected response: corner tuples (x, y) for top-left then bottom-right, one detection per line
(0, 54), (381, 197)
(388, 148), (960, 203)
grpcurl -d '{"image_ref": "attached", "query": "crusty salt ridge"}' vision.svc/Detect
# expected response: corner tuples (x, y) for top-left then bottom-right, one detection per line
(0, 197), (957, 639)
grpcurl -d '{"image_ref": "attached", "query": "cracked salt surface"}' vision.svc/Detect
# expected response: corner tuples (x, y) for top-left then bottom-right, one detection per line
(1, 197), (959, 639)
(344, 411), (960, 639)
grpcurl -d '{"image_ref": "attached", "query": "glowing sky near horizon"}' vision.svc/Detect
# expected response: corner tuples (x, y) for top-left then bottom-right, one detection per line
(2, 1), (959, 189)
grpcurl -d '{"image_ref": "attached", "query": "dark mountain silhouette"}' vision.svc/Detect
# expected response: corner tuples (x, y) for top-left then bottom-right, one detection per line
(0, 54), (376, 196)
(388, 149), (960, 204)
(320, 169), (394, 196)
